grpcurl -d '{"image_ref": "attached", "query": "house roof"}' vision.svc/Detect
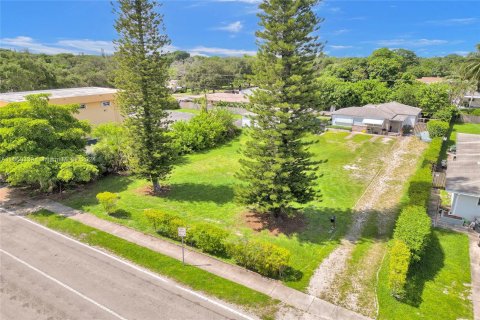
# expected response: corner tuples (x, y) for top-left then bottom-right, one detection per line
(416, 77), (445, 84)
(332, 101), (421, 120)
(332, 106), (392, 119)
(0, 87), (118, 103)
(446, 133), (480, 196)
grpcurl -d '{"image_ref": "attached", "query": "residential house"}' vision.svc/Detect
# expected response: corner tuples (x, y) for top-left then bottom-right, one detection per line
(463, 92), (480, 108)
(0, 87), (122, 126)
(331, 101), (421, 135)
(445, 133), (480, 222)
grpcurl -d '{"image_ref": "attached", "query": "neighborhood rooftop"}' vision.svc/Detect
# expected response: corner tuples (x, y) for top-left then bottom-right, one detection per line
(446, 133), (480, 196)
(0, 87), (118, 102)
(333, 101), (421, 120)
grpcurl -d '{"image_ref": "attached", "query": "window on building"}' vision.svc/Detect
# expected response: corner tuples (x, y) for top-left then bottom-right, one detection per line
(79, 104), (86, 109)
(101, 101), (111, 107)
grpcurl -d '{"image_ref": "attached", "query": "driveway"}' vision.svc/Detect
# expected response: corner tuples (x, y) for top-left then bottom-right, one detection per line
(168, 110), (195, 122)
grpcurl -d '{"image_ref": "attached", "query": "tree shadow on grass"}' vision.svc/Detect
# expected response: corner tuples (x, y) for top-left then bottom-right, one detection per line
(402, 232), (444, 307)
(159, 183), (235, 205)
(55, 175), (135, 209)
(109, 209), (131, 219)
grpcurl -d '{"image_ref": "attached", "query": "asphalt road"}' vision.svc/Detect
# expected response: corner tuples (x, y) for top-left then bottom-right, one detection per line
(0, 213), (253, 320)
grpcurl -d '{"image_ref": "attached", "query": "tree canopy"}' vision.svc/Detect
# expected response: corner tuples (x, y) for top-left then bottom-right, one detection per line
(236, 0), (322, 217)
(113, 0), (177, 193)
(0, 94), (97, 191)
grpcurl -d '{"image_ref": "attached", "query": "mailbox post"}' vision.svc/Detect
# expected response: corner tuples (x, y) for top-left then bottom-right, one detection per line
(178, 227), (187, 265)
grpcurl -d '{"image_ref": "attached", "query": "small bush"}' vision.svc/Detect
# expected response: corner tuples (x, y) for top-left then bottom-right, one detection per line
(226, 238), (291, 277)
(432, 105), (456, 122)
(143, 209), (186, 240)
(393, 205), (432, 261)
(166, 95), (180, 109)
(190, 223), (229, 255)
(171, 109), (239, 154)
(96, 192), (120, 214)
(388, 240), (411, 299)
(427, 120), (449, 138)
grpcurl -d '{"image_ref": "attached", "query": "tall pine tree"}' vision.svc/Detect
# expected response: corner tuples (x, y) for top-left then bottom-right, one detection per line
(237, 0), (322, 217)
(113, 0), (176, 193)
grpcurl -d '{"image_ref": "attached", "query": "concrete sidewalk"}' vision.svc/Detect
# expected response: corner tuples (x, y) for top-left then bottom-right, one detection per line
(32, 199), (370, 320)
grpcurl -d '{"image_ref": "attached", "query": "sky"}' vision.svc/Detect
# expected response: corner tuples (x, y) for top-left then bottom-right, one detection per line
(0, 0), (479, 57)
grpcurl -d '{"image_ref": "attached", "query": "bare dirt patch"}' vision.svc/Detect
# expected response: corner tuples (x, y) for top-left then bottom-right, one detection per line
(243, 211), (305, 236)
(134, 185), (171, 197)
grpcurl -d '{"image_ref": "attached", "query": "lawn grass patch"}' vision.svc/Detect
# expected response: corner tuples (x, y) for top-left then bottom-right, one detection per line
(29, 209), (279, 318)
(60, 131), (394, 291)
(377, 229), (472, 320)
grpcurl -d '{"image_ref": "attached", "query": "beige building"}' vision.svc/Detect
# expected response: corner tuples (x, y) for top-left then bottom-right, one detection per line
(0, 87), (122, 126)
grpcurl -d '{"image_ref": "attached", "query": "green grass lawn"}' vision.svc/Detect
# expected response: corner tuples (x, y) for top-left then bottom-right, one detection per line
(29, 210), (278, 319)
(377, 229), (473, 320)
(451, 122), (480, 141)
(62, 131), (394, 291)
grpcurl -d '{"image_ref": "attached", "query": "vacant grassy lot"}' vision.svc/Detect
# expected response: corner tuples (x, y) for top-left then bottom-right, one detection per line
(377, 229), (472, 320)
(29, 210), (278, 319)
(62, 131), (394, 290)
(451, 122), (480, 141)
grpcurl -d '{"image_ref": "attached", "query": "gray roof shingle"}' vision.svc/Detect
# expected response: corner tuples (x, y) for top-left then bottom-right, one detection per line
(332, 101), (421, 120)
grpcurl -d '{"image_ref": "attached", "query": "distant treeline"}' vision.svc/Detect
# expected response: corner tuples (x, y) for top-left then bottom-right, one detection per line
(0, 47), (469, 93)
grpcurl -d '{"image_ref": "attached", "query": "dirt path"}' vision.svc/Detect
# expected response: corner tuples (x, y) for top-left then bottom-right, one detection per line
(307, 137), (426, 315)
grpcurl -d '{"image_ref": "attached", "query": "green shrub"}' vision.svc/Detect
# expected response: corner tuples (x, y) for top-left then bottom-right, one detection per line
(96, 192), (120, 214)
(226, 238), (291, 278)
(423, 137), (442, 165)
(393, 206), (432, 261)
(432, 105), (457, 122)
(388, 240), (411, 299)
(143, 209), (186, 240)
(171, 109), (239, 154)
(213, 101), (249, 109)
(190, 223), (229, 255)
(427, 120), (449, 138)
(166, 95), (180, 109)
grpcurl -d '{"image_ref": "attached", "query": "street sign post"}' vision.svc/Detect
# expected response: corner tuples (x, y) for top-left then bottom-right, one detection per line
(178, 227), (187, 265)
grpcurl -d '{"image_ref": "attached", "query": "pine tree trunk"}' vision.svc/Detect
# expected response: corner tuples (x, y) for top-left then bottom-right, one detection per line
(151, 176), (161, 194)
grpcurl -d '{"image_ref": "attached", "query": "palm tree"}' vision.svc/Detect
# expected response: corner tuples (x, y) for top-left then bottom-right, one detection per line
(463, 44), (480, 90)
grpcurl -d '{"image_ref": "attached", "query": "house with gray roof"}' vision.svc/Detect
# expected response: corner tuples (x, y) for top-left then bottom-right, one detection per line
(445, 133), (480, 222)
(331, 102), (421, 135)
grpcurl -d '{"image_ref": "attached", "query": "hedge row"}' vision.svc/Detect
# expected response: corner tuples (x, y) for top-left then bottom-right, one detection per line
(388, 137), (442, 297)
(427, 120), (449, 138)
(388, 240), (411, 298)
(144, 209), (290, 278)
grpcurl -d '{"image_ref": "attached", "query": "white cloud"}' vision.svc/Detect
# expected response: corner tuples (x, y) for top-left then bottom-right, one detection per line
(373, 38), (449, 47)
(188, 46), (256, 56)
(426, 18), (478, 26)
(0, 36), (115, 55)
(216, 21), (243, 33)
(329, 45), (353, 50)
(0, 36), (176, 55)
(0, 36), (77, 54)
(57, 39), (115, 54)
